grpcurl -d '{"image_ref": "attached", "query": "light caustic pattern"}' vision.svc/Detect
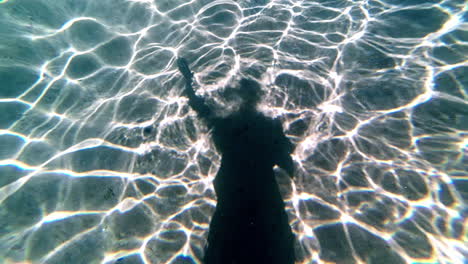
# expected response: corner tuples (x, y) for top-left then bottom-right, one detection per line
(0, 0), (466, 263)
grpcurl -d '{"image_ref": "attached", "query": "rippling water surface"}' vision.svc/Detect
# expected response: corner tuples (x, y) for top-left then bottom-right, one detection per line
(0, 0), (466, 263)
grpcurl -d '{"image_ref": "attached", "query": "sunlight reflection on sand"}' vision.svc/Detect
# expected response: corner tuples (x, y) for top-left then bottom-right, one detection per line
(0, 0), (466, 263)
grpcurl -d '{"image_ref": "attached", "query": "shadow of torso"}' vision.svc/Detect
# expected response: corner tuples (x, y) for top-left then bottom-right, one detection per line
(203, 108), (295, 264)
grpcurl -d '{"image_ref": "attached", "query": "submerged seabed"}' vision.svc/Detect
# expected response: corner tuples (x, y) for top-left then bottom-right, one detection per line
(0, 0), (466, 263)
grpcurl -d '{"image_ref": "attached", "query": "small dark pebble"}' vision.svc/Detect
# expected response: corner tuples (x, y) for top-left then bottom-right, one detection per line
(143, 126), (153, 135)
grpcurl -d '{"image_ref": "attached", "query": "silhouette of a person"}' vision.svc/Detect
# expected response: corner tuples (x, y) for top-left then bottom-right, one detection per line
(178, 58), (296, 264)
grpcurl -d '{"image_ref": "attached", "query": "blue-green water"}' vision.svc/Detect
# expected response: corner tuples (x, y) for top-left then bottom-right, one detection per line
(0, 0), (466, 263)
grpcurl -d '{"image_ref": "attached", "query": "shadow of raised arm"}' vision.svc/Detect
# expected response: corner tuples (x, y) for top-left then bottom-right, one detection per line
(177, 58), (215, 127)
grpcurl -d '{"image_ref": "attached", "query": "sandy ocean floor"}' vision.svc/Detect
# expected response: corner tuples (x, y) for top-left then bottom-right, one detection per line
(0, 0), (466, 263)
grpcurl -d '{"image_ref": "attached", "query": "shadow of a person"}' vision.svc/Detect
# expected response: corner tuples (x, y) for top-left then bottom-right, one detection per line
(178, 58), (296, 264)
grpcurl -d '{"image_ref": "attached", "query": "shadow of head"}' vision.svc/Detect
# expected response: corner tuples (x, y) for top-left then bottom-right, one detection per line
(237, 79), (264, 109)
(219, 78), (265, 113)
